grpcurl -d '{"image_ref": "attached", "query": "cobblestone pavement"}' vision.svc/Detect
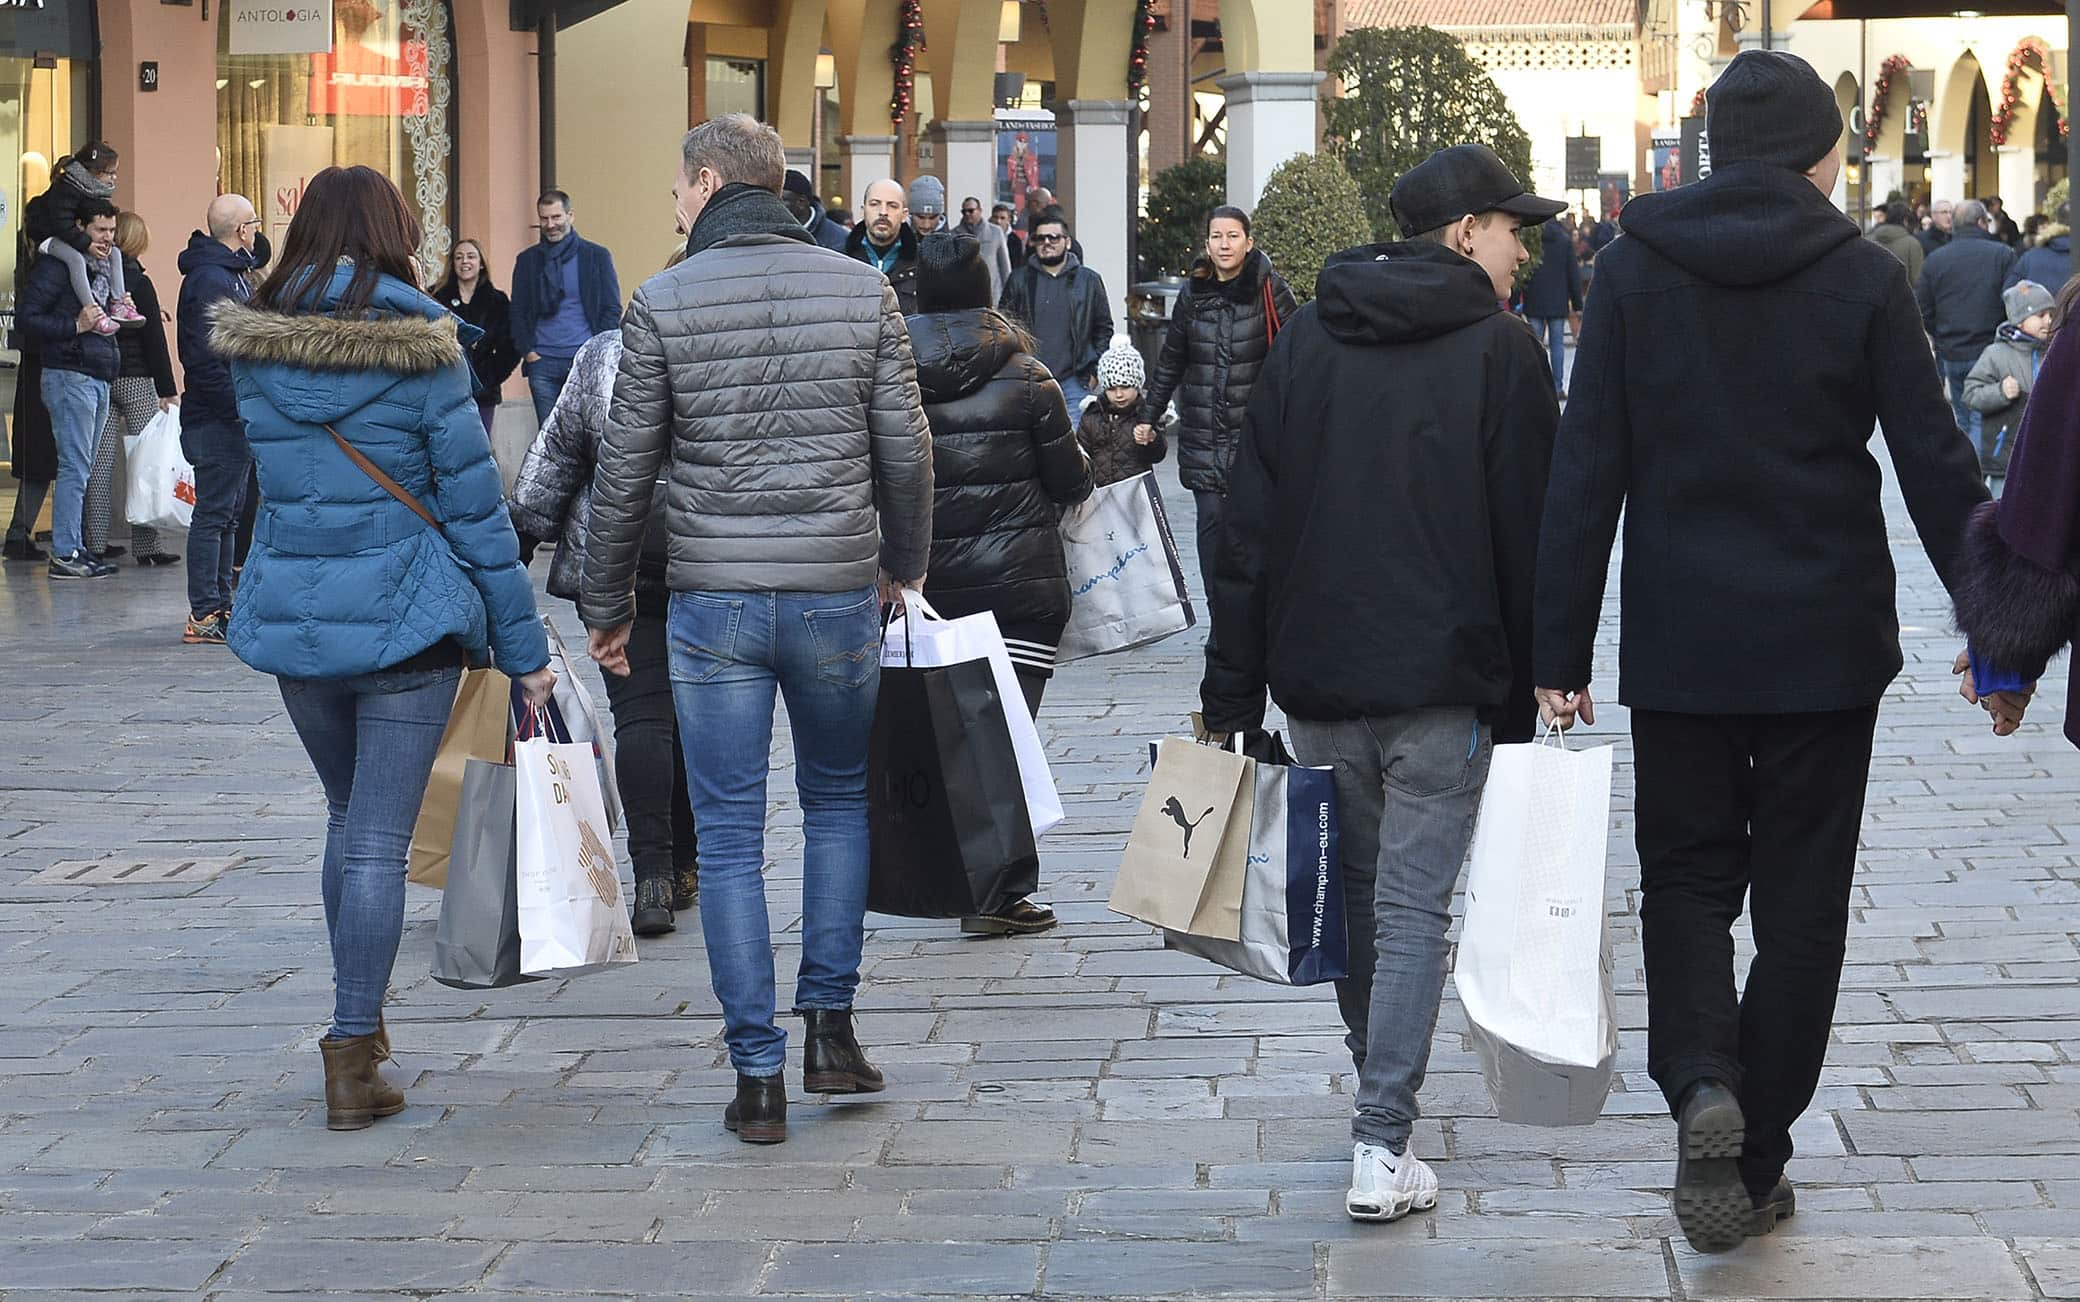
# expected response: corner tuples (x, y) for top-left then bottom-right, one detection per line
(1, 453), (2077, 1301)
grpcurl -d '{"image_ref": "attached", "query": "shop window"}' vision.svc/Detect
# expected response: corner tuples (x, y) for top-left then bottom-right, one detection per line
(707, 57), (765, 123)
(0, 55), (92, 346)
(217, 0), (457, 284)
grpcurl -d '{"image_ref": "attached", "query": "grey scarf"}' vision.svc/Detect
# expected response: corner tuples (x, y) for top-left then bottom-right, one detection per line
(686, 184), (811, 258)
(63, 160), (115, 201)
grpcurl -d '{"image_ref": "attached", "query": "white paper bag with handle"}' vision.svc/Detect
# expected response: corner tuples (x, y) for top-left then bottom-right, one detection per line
(540, 616), (621, 831)
(1454, 725), (1616, 1126)
(882, 593), (1064, 837)
(514, 705), (638, 979)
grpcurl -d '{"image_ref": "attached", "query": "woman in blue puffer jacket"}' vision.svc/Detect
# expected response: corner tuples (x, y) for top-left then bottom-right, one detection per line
(210, 165), (556, 1132)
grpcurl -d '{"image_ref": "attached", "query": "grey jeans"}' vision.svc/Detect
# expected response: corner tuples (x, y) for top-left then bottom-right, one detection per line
(1289, 708), (1493, 1151)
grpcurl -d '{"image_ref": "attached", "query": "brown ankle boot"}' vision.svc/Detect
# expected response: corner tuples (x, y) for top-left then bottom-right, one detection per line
(320, 1033), (406, 1131)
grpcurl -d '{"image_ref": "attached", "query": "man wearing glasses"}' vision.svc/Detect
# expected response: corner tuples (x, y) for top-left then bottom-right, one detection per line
(955, 194), (1012, 304)
(174, 194), (267, 644)
(1001, 207), (1113, 411)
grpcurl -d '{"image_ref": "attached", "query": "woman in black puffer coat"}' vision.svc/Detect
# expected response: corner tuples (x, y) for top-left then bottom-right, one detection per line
(907, 232), (1093, 937)
(1139, 206), (1297, 609)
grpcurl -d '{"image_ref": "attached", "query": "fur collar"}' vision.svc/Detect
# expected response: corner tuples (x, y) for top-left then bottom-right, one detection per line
(209, 299), (462, 374)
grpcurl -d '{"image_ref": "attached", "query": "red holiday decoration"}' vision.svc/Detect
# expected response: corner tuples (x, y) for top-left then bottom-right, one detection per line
(1689, 86), (1707, 119)
(1864, 54), (1912, 154)
(1128, 0), (1155, 97)
(1991, 36), (2067, 147)
(890, 0), (924, 129)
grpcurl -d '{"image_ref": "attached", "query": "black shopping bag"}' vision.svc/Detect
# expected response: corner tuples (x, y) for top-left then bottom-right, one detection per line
(431, 757), (541, 990)
(868, 657), (1039, 918)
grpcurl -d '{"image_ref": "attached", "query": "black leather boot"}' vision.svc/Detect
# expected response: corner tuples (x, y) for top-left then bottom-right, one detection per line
(1673, 1080), (1749, 1254)
(722, 1072), (787, 1144)
(800, 1008), (885, 1094)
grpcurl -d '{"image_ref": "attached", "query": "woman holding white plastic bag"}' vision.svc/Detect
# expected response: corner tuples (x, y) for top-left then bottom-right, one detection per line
(82, 212), (181, 565)
(906, 231), (1092, 934)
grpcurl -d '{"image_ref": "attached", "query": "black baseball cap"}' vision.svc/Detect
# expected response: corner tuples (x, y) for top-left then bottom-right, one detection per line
(1389, 144), (1566, 237)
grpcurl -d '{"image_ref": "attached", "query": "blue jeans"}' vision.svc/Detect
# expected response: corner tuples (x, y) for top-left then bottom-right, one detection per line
(1941, 356), (1984, 455)
(526, 353), (576, 427)
(1289, 708), (1493, 1152)
(668, 587), (881, 1077)
(41, 368), (111, 560)
(278, 666), (462, 1040)
(1531, 317), (1569, 394)
(182, 418), (252, 618)
(1057, 373), (1092, 416)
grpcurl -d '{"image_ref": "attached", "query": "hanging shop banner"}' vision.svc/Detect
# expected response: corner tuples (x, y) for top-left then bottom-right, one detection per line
(0, 1), (97, 61)
(231, 1), (335, 56)
(996, 111), (1057, 217)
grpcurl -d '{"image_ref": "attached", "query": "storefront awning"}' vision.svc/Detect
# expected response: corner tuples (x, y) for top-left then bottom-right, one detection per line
(509, 0), (637, 32)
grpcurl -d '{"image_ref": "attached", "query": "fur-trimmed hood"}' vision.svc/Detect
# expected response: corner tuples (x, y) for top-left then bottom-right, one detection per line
(211, 300), (463, 375)
(211, 262), (470, 426)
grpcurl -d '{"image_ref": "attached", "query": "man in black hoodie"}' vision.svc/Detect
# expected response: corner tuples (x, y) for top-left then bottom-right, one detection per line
(1533, 51), (1986, 1254)
(1201, 143), (1562, 1226)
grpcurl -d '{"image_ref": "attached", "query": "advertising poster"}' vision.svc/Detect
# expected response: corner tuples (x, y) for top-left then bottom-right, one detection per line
(263, 124), (337, 250)
(1650, 130), (1680, 192)
(996, 111), (1056, 217)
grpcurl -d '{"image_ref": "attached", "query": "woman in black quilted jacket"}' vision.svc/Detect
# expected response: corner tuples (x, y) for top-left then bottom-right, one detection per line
(1139, 205), (1297, 614)
(907, 232), (1093, 936)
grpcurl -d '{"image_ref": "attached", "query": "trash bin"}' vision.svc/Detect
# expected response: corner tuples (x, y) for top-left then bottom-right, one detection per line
(1128, 279), (1184, 374)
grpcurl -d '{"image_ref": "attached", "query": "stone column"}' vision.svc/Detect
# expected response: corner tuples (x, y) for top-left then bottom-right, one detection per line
(1217, 70), (1325, 208)
(1995, 145), (2037, 217)
(784, 146), (817, 180)
(838, 134), (900, 213)
(1056, 98), (1133, 324)
(1929, 151), (1967, 207)
(927, 119), (997, 219)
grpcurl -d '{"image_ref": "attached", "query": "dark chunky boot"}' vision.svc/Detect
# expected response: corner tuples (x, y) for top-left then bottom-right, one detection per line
(723, 1072), (787, 1144)
(672, 863), (699, 911)
(801, 1008), (885, 1094)
(631, 877), (676, 937)
(320, 1033), (406, 1132)
(1749, 1177), (1796, 1236)
(1673, 1080), (1750, 1253)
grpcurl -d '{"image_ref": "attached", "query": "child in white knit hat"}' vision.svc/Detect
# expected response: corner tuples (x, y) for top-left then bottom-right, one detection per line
(1075, 338), (1166, 486)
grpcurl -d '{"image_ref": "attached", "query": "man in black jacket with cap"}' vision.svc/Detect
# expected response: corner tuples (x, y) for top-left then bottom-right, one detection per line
(1201, 143), (1561, 1227)
(1534, 50), (1986, 1254)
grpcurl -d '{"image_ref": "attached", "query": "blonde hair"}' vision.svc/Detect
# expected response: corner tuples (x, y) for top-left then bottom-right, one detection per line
(114, 211), (149, 260)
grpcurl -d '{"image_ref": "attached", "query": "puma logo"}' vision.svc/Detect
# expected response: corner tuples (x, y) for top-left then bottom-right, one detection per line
(1163, 796), (1217, 858)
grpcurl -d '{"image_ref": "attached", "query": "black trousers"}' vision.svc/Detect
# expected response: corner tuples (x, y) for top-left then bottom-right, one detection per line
(1631, 705), (1879, 1196)
(599, 608), (696, 886)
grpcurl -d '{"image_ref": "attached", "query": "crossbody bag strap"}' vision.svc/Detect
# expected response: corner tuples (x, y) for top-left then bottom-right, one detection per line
(325, 423), (445, 537)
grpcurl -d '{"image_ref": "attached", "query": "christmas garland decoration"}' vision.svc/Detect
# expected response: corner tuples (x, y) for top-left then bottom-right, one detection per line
(1991, 36), (2067, 146)
(1864, 54), (1912, 153)
(890, 0), (924, 129)
(1128, 0), (1155, 96)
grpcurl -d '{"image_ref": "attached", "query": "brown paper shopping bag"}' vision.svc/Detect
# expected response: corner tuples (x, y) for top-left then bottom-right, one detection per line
(1109, 737), (1253, 940)
(409, 667), (514, 889)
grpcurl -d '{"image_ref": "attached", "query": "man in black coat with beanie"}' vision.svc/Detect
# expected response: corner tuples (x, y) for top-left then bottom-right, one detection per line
(1533, 50), (1987, 1254)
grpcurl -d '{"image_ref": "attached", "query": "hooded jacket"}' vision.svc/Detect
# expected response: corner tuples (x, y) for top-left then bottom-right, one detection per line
(907, 307), (1093, 666)
(1534, 162), (1987, 714)
(1519, 219), (1585, 319)
(2007, 229), (2071, 292)
(1199, 242), (1557, 741)
(1962, 321), (2050, 472)
(1869, 220), (1925, 285)
(845, 220), (921, 314)
(177, 231), (262, 424)
(1141, 249), (1298, 494)
(1918, 225), (2020, 363)
(580, 184), (934, 630)
(209, 263), (550, 681)
(1001, 252), (1115, 386)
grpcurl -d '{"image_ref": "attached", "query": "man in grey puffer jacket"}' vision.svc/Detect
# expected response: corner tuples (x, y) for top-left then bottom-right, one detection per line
(582, 113), (933, 1145)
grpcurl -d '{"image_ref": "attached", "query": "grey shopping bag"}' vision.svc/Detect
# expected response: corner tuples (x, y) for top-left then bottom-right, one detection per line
(431, 757), (540, 990)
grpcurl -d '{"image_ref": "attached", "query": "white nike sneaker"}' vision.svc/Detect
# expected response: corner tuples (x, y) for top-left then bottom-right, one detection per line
(1346, 1141), (1439, 1222)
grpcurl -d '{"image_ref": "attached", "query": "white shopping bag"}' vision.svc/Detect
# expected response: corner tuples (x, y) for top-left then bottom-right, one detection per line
(540, 616), (622, 831)
(1454, 725), (1617, 1126)
(1058, 471), (1195, 661)
(125, 406), (195, 532)
(882, 593), (1065, 837)
(514, 706), (638, 979)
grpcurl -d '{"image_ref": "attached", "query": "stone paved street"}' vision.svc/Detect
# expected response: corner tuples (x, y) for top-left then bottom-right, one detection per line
(1, 454), (2077, 1300)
